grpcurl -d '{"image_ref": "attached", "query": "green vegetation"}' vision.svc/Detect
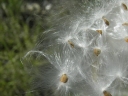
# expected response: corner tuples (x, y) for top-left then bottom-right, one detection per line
(0, 0), (45, 95)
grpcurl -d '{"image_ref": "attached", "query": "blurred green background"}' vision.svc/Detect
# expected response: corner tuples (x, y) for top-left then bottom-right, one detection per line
(0, 0), (56, 95)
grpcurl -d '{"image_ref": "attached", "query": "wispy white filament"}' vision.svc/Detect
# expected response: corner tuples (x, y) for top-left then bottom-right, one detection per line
(22, 0), (128, 96)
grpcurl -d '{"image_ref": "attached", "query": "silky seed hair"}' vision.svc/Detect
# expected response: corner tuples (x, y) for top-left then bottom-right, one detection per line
(122, 3), (128, 10)
(68, 40), (74, 48)
(22, 0), (128, 96)
(102, 16), (109, 26)
(93, 48), (101, 56)
(60, 74), (68, 83)
(96, 30), (102, 35)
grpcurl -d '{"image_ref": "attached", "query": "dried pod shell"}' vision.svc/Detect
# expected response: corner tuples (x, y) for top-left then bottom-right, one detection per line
(94, 48), (101, 56)
(60, 74), (68, 83)
(103, 90), (112, 96)
(122, 3), (128, 10)
(122, 22), (128, 26)
(68, 40), (74, 48)
(96, 30), (102, 35)
(124, 36), (128, 42)
(102, 17), (109, 26)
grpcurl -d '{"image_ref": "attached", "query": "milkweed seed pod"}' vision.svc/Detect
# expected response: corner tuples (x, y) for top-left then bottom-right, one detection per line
(22, 0), (128, 96)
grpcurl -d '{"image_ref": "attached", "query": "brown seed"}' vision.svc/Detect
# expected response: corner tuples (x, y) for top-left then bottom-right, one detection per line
(94, 48), (101, 56)
(122, 3), (128, 10)
(60, 74), (68, 83)
(124, 36), (128, 42)
(103, 90), (112, 96)
(122, 22), (128, 26)
(68, 40), (74, 48)
(102, 16), (109, 26)
(96, 30), (102, 35)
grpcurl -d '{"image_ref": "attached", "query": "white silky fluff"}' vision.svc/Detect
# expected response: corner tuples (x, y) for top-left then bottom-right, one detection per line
(22, 0), (128, 96)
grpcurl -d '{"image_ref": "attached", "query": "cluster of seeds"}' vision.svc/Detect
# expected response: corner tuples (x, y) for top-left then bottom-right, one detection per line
(23, 0), (128, 96)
